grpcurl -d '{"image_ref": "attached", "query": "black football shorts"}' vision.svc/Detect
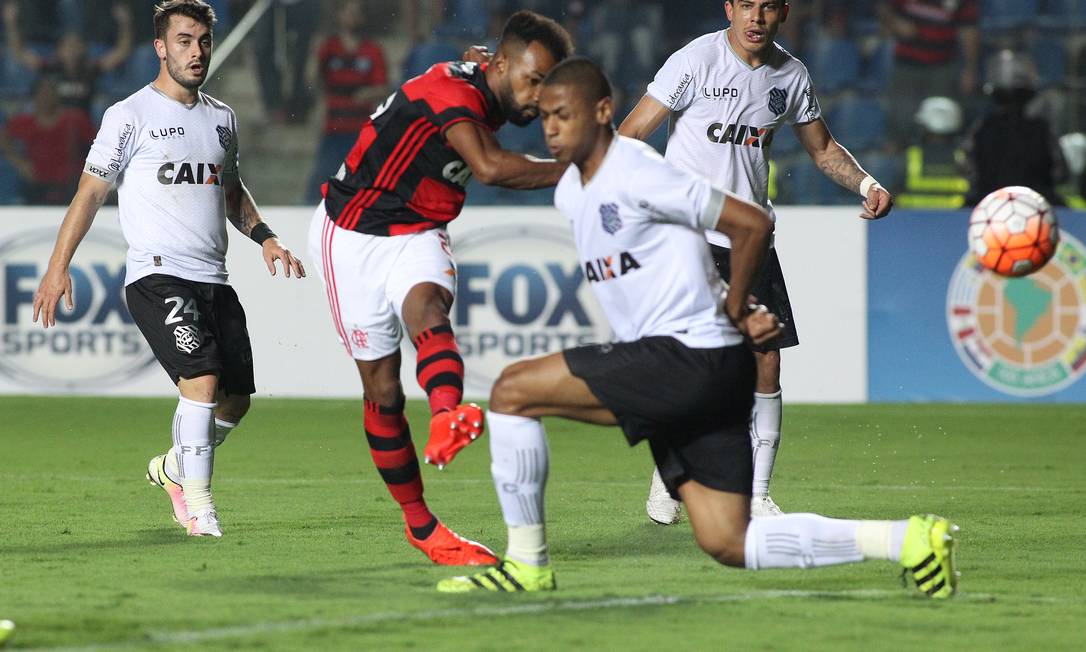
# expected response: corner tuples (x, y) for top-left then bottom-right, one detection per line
(711, 245), (799, 351)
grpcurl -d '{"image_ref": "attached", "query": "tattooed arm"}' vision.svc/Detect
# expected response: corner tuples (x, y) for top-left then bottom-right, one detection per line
(222, 169), (305, 278)
(794, 118), (894, 220)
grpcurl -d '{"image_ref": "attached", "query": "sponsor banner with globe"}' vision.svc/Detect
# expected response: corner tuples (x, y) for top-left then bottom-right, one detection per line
(869, 209), (1086, 402)
(947, 232), (1086, 397)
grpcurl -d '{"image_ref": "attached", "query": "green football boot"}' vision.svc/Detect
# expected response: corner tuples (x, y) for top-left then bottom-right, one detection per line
(900, 514), (959, 599)
(437, 558), (556, 593)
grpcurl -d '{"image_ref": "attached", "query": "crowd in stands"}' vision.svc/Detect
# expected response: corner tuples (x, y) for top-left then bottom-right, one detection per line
(2, 0), (1086, 208)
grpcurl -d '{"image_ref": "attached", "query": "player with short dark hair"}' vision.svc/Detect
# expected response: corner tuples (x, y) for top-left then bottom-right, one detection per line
(33, 0), (305, 538)
(307, 10), (574, 566)
(619, 0), (894, 522)
(436, 57), (956, 598)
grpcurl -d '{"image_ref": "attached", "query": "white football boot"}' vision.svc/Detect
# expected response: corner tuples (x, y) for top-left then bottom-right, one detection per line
(645, 467), (682, 525)
(750, 495), (783, 517)
(187, 510), (223, 537)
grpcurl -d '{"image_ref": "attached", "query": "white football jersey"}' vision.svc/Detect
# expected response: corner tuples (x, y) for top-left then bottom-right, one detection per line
(554, 136), (742, 349)
(646, 29), (821, 247)
(84, 84), (240, 286)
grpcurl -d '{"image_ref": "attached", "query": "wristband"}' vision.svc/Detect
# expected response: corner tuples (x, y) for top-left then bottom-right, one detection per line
(250, 222), (276, 244)
(859, 175), (878, 199)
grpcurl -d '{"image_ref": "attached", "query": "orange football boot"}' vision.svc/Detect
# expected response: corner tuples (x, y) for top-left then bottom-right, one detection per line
(424, 403), (485, 468)
(406, 520), (498, 566)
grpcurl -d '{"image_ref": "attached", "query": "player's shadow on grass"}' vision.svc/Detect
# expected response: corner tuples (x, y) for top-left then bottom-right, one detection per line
(0, 527), (198, 555)
(560, 522), (699, 560)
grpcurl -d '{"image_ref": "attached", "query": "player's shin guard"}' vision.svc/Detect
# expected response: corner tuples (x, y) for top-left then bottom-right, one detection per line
(364, 399), (436, 540)
(173, 396), (216, 516)
(751, 391), (782, 496)
(743, 513), (866, 570)
(487, 411), (549, 566)
(414, 324), (464, 415)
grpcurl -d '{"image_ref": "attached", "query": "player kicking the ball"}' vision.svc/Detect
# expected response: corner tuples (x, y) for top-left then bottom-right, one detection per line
(308, 11), (573, 565)
(33, 0), (305, 537)
(620, 0), (894, 521)
(437, 58), (956, 598)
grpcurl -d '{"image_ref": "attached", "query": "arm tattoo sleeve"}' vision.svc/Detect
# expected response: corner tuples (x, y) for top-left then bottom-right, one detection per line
(817, 145), (868, 193)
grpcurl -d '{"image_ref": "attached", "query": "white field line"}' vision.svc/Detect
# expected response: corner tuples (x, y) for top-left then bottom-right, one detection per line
(0, 473), (1074, 493)
(23, 589), (1068, 652)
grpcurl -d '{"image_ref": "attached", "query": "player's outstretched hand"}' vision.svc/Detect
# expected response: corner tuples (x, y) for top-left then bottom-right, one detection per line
(32, 265), (73, 329)
(861, 185), (893, 220)
(462, 45), (492, 64)
(736, 304), (782, 347)
(262, 239), (306, 278)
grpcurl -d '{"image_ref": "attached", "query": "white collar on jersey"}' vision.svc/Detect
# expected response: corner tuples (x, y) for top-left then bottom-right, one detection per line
(148, 83), (201, 109)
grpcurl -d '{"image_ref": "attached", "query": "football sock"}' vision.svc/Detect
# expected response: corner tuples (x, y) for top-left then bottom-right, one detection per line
(363, 399), (436, 540)
(488, 411), (549, 566)
(856, 520), (909, 562)
(213, 417), (238, 447)
(744, 513), (865, 570)
(751, 390), (782, 496)
(173, 396), (216, 516)
(413, 324), (464, 415)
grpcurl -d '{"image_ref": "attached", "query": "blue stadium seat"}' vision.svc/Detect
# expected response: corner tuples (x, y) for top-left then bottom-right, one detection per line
(401, 40), (461, 81)
(0, 158), (25, 205)
(1030, 37), (1068, 87)
(857, 41), (894, 92)
(826, 96), (887, 152)
(982, 0), (1038, 30)
(861, 151), (906, 196)
(776, 158), (823, 205)
(771, 125), (803, 156)
(810, 36), (861, 94)
(498, 124), (548, 159)
(1038, 0), (1086, 29)
(434, 0), (489, 41)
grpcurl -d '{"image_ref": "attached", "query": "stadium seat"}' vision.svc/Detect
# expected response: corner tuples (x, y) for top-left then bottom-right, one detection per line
(861, 151), (906, 196)
(771, 124), (803, 156)
(857, 41), (894, 92)
(982, 0), (1038, 30)
(776, 158), (823, 205)
(0, 157), (25, 205)
(402, 40), (462, 81)
(1030, 37), (1068, 87)
(826, 96), (887, 152)
(810, 36), (861, 94)
(434, 0), (489, 41)
(1038, 0), (1086, 29)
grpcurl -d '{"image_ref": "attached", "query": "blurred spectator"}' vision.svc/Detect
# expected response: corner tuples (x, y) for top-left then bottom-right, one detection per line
(962, 51), (1067, 207)
(898, 97), (968, 208)
(2, 0), (133, 112)
(880, 0), (980, 149)
(580, 0), (662, 95)
(0, 75), (94, 204)
(1058, 133), (1086, 209)
(306, 0), (388, 202)
(253, 0), (318, 123)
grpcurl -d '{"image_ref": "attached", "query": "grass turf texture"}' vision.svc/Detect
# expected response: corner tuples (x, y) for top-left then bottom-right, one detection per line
(2, 397), (1084, 650)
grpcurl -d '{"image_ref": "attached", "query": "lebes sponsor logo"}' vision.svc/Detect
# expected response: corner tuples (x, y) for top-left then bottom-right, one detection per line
(947, 231), (1086, 396)
(453, 224), (609, 395)
(0, 228), (156, 389)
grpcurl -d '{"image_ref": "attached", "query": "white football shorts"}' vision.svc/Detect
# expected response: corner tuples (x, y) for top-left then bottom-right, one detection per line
(308, 201), (457, 360)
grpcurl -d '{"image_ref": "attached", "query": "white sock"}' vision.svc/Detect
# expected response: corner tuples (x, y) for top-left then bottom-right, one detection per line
(744, 513), (865, 570)
(487, 410), (549, 566)
(856, 520), (910, 562)
(173, 396), (216, 516)
(213, 417), (238, 447)
(751, 390), (782, 496)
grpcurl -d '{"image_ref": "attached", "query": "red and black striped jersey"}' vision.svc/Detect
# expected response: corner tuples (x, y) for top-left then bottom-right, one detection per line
(891, 0), (978, 66)
(322, 61), (504, 236)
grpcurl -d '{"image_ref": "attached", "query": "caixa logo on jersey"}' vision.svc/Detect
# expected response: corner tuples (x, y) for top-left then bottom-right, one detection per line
(450, 223), (609, 396)
(0, 228), (156, 389)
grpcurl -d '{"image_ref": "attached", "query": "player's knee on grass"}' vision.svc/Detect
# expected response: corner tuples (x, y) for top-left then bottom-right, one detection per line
(488, 361), (535, 416)
(693, 525), (748, 568)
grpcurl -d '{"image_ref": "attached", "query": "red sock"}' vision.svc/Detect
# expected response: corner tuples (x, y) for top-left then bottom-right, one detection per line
(413, 324), (464, 415)
(363, 399), (436, 538)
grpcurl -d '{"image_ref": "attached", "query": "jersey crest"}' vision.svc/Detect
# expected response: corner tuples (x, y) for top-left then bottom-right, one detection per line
(768, 88), (787, 116)
(600, 202), (622, 235)
(216, 125), (232, 151)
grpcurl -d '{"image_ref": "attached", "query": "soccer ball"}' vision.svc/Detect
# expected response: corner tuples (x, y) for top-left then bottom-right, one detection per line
(968, 186), (1059, 277)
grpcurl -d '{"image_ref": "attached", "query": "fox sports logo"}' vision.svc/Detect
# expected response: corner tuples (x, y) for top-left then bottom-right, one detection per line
(0, 227), (157, 390)
(451, 222), (610, 396)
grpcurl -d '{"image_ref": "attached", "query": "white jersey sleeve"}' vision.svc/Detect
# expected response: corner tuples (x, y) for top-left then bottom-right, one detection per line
(787, 66), (822, 126)
(84, 103), (138, 185)
(623, 156), (725, 232)
(646, 47), (697, 112)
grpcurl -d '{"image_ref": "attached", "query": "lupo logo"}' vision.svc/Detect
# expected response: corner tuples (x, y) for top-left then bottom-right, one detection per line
(451, 223), (609, 395)
(0, 228), (157, 389)
(947, 231), (1086, 397)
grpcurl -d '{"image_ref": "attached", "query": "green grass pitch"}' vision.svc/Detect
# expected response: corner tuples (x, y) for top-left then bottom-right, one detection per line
(2, 397), (1084, 650)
